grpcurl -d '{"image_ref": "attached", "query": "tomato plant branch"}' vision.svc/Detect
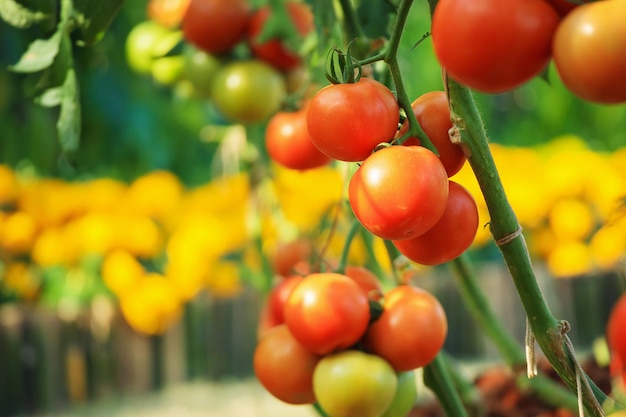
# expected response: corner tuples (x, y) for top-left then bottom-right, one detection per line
(383, 0), (438, 154)
(444, 75), (610, 416)
(424, 354), (471, 417)
(450, 253), (580, 412)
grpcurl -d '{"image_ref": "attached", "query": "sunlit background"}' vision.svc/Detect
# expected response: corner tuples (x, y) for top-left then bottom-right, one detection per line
(0, 0), (625, 416)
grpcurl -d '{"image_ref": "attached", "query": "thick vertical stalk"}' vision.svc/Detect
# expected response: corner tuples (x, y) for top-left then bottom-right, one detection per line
(445, 77), (609, 416)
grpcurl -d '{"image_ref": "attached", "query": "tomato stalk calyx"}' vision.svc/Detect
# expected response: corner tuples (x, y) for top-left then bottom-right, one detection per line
(324, 41), (362, 84)
(368, 299), (384, 323)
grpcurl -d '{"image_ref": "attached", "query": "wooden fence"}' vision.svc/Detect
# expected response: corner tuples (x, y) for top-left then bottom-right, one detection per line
(0, 265), (620, 416)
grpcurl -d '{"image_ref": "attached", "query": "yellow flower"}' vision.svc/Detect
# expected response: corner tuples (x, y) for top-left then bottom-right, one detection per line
(1, 261), (40, 301)
(101, 249), (145, 297)
(548, 198), (596, 241)
(272, 164), (344, 231)
(118, 273), (182, 335)
(0, 211), (38, 254)
(0, 165), (18, 205)
(546, 239), (593, 278)
(589, 225), (626, 271)
(125, 170), (183, 220)
(31, 226), (80, 267)
(206, 260), (243, 298)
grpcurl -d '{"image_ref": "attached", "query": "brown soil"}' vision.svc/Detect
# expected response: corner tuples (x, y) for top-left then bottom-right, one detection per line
(409, 358), (612, 417)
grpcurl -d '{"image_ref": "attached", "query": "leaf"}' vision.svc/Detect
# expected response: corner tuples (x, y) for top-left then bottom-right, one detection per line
(56, 68), (80, 152)
(72, 0), (124, 46)
(9, 29), (63, 73)
(356, 0), (396, 39)
(0, 0), (50, 28)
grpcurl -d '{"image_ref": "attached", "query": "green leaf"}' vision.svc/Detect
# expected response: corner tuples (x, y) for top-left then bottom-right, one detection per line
(0, 0), (50, 28)
(9, 29), (63, 73)
(56, 67), (80, 152)
(72, 0), (124, 46)
(356, 0), (395, 39)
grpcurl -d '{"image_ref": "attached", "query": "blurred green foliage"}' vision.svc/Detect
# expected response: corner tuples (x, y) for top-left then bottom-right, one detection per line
(0, 0), (624, 187)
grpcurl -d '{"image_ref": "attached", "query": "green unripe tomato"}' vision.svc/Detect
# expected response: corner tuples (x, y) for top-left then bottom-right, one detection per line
(313, 350), (397, 417)
(210, 60), (287, 124)
(380, 371), (418, 417)
(151, 55), (186, 86)
(183, 47), (222, 98)
(125, 21), (171, 74)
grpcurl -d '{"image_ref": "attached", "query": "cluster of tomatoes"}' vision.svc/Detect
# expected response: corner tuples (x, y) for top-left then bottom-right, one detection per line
(278, 72), (480, 266)
(127, 0), (314, 123)
(431, 0), (626, 104)
(254, 243), (447, 417)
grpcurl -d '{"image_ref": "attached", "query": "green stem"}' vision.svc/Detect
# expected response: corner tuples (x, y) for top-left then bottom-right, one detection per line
(337, 0), (365, 41)
(335, 220), (362, 274)
(445, 76), (610, 416)
(383, 0), (437, 154)
(450, 254), (580, 412)
(423, 354), (471, 417)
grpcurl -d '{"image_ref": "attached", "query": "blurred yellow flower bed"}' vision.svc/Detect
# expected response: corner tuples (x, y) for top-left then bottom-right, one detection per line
(0, 135), (624, 335)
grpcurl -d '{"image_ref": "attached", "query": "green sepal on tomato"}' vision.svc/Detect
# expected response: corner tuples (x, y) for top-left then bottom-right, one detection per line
(306, 77), (400, 162)
(348, 145), (449, 241)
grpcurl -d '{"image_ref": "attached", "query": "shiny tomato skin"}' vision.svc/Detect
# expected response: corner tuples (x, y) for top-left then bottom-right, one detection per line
(432, 0), (559, 93)
(148, 0), (190, 28)
(271, 239), (313, 277)
(268, 275), (304, 324)
(254, 324), (321, 404)
(393, 181), (479, 266)
(211, 60), (286, 124)
(248, 1), (314, 71)
(398, 91), (466, 177)
(364, 285), (447, 371)
(381, 371), (418, 417)
(284, 273), (370, 355)
(266, 107), (331, 170)
(306, 78), (400, 162)
(552, 0), (626, 104)
(348, 145), (449, 241)
(344, 265), (384, 301)
(182, 0), (250, 55)
(313, 350), (397, 417)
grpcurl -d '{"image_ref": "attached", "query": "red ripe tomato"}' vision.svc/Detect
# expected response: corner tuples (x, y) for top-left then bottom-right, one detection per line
(284, 272), (370, 355)
(254, 324), (321, 404)
(364, 285), (447, 371)
(552, 0), (626, 104)
(182, 0), (251, 55)
(607, 293), (626, 383)
(271, 239), (313, 277)
(348, 145), (449, 241)
(266, 106), (331, 170)
(257, 300), (280, 340)
(398, 91), (466, 177)
(248, 1), (314, 71)
(432, 0), (559, 93)
(148, 0), (190, 28)
(306, 78), (400, 162)
(268, 275), (304, 324)
(344, 265), (384, 301)
(393, 181), (479, 266)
